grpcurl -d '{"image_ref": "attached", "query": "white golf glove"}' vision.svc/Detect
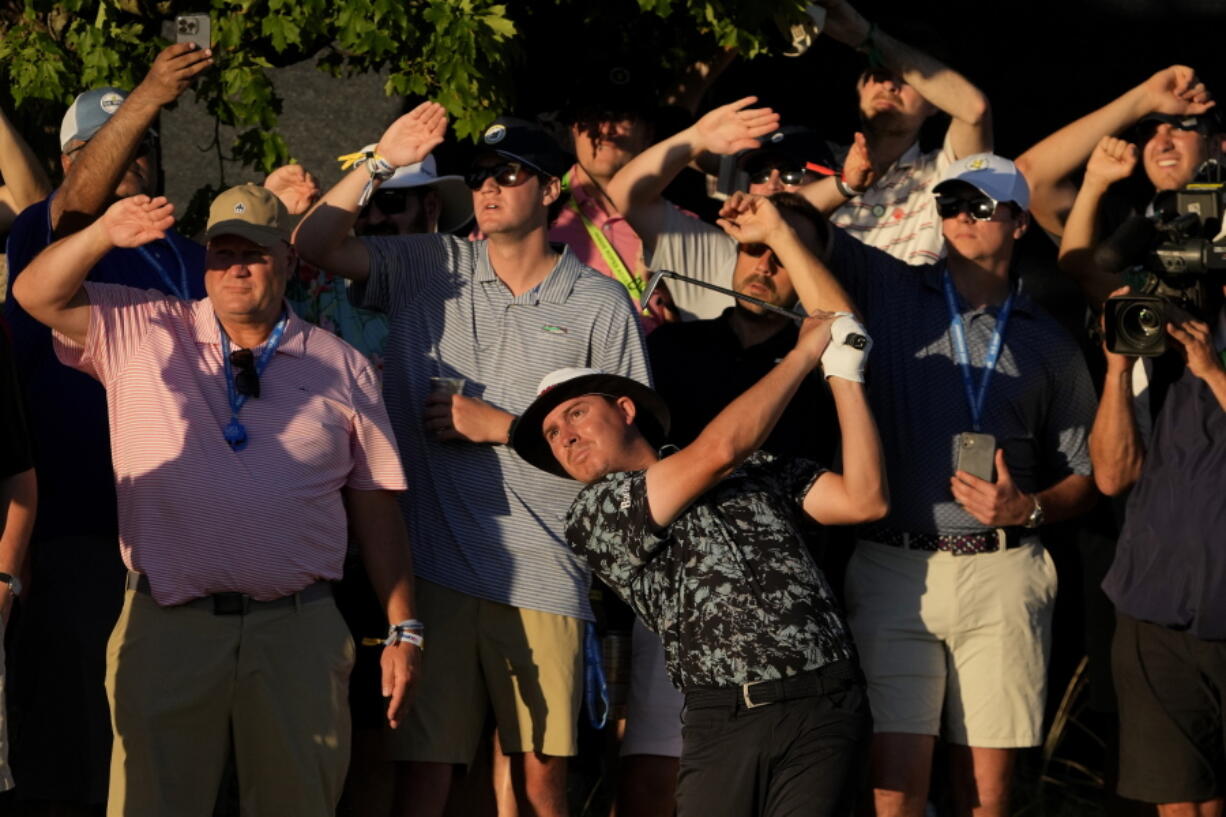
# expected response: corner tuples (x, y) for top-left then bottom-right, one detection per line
(820, 313), (872, 382)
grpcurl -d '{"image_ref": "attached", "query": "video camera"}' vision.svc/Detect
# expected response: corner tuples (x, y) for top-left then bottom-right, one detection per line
(1098, 165), (1226, 356)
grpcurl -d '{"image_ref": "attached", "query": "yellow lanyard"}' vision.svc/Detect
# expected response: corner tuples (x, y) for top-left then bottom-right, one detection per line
(563, 172), (649, 314)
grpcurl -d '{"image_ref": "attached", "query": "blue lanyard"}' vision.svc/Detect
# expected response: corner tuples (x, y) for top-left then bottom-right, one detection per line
(942, 270), (1014, 432)
(137, 239), (190, 300)
(583, 622), (610, 730)
(218, 314), (288, 451)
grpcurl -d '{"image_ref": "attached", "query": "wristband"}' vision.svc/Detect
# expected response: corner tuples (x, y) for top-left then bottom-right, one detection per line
(383, 618), (425, 649)
(821, 313), (873, 382)
(337, 149), (398, 207)
(835, 175), (862, 199)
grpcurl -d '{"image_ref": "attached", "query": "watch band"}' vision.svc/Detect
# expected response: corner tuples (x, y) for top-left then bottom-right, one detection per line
(0, 572), (22, 596)
(835, 176), (861, 199)
(1023, 495), (1045, 529)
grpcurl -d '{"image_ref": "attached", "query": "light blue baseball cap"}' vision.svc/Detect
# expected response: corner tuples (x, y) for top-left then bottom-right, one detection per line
(934, 153), (1031, 210)
(59, 87), (130, 150)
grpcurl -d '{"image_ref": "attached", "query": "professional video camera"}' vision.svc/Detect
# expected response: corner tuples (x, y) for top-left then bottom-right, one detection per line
(1097, 165), (1226, 356)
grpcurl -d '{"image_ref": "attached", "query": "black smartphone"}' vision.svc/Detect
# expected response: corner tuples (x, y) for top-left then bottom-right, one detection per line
(175, 13), (211, 51)
(954, 432), (996, 482)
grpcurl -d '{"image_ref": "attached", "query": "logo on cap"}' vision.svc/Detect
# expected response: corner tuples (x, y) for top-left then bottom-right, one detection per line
(233, 202), (247, 215)
(769, 132), (785, 143)
(609, 67), (631, 86)
(967, 157), (989, 170)
(484, 124), (507, 145)
(100, 92), (124, 114)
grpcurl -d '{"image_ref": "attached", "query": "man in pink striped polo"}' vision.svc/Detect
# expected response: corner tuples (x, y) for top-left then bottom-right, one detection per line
(12, 184), (419, 817)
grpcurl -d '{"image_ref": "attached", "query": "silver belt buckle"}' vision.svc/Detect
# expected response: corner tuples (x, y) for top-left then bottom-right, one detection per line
(741, 681), (770, 709)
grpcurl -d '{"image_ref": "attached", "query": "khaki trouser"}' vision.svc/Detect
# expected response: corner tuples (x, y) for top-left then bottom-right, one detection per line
(104, 585), (354, 817)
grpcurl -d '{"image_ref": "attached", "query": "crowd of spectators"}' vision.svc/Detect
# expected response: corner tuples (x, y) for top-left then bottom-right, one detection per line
(0, 1), (1224, 816)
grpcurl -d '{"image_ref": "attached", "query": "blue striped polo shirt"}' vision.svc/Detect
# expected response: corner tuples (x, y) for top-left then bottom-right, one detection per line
(354, 234), (650, 620)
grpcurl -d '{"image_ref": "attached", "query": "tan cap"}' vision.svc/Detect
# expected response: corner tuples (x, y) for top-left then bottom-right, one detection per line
(205, 184), (291, 247)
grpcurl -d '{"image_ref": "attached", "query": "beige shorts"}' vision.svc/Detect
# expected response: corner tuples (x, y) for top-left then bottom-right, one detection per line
(621, 617), (683, 758)
(390, 579), (583, 763)
(844, 539), (1056, 748)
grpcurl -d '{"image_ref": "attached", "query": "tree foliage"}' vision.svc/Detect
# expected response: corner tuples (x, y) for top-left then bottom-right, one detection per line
(0, 0), (804, 179)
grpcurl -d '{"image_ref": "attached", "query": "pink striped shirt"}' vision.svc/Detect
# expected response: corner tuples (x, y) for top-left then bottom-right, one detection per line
(53, 283), (407, 606)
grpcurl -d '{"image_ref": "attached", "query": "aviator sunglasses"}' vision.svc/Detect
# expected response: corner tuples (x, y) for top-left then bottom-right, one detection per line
(464, 161), (538, 191)
(934, 194), (1001, 221)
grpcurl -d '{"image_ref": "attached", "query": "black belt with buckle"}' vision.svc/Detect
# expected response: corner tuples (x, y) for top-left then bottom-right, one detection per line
(862, 525), (1026, 555)
(684, 659), (862, 711)
(125, 571), (332, 615)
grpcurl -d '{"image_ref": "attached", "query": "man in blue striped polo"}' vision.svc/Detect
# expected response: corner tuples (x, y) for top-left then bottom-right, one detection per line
(295, 102), (650, 817)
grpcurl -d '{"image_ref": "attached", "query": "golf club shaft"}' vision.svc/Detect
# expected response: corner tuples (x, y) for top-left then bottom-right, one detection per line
(641, 269), (803, 323)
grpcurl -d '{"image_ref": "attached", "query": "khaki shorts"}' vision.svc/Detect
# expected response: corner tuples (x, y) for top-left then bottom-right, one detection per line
(621, 617), (684, 758)
(390, 579), (583, 763)
(844, 539), (1056, 748)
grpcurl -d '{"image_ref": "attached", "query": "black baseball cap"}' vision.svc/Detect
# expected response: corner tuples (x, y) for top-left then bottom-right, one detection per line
(476, 117), (575, 180)
(739, 126), (839, 178)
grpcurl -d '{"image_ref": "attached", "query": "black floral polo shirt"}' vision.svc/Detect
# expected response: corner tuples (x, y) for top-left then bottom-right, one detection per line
(565, 451), (854, 689)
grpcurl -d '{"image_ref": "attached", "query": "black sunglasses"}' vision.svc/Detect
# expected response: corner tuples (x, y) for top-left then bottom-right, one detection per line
(740, 242), (771, 258)
(1135, 117), (1210, 145)
(464, 161), (538, 191)
(935, 195), (1000, 221)
(748, 166), (809, 186)
(363, 188), (413, 216)
(230, 349), (260, 399)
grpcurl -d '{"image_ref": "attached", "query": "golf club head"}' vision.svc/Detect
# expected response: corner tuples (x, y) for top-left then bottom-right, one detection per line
(640, 269), (670, 311)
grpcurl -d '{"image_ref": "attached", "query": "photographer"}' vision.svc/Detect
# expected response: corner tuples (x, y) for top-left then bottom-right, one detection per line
(1092, 275), (1226, 815)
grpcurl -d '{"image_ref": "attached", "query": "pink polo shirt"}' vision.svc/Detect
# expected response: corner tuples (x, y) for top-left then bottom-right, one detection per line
(53, 283), (406, 606)
(550, 163), (674, 332)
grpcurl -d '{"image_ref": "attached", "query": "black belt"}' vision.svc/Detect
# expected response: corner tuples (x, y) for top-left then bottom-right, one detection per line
(125, 571), (332, 615)
(862, 526), (1028, 555)
(684, 660), (862, 711)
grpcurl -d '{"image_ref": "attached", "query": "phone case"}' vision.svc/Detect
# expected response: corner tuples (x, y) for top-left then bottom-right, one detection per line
(955, 432), (996, 482)
(175, 14), (211, 51)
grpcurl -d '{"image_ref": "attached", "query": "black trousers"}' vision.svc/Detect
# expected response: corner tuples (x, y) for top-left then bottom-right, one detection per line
(677, 669), (871, 817)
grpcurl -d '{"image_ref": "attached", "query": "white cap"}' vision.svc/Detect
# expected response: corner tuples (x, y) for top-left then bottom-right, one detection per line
(534, 367), (603, 396)
(359, 144), (473, 232)
(934, 153), (1030, 210)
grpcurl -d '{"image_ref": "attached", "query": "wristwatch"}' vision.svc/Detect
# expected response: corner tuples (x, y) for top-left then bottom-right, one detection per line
(1023, 495), (1045, 529)
(0, 572), (22, 597)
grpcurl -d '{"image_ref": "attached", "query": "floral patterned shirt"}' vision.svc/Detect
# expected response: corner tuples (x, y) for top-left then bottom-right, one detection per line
(286, 260), (387, 372)
(565, 451), (854, 689)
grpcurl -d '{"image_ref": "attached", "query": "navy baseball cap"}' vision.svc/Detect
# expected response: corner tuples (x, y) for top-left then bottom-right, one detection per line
(477, 117), (575, 180)
(739, 126), (838, 178)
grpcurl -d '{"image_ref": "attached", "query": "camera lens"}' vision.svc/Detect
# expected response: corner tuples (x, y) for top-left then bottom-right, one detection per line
(1119, 302), (1164, 346)
(1135, 307), (1161, 335)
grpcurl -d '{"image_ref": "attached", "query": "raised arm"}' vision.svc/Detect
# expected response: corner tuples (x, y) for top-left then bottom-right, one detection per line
(1015, 65), (1213, 238)
(800, 132), (876, 216)
(818, 0), (991, 156)
(716, 192), (850, 314)
(294, 101), (448, 282)
(52, 43), (211, 235)
(643, 313), (833, 527)
(1090, 289), (1146, 495)
(605, 97), (779, 255)
(0, 107), (52, 231)
(1057, 136), (1137, 308)
(12, 195), (175, 345)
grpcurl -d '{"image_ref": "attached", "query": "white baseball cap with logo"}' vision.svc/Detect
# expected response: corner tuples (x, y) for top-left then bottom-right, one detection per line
(60, 87), (141, 151)
(933, 153), (1031, 210)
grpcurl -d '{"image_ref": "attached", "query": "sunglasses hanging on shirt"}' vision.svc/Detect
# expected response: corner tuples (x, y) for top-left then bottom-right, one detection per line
(229, 348), (260, 399)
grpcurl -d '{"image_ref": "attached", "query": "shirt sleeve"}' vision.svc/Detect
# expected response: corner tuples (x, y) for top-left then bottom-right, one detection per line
(751, 452), (827, 511)
(352, 233), (457, 314)
(565, 471), (671, 597)
(345, 358), (408, 491)
(1041, 338), (1097, 479)
(52, 283), (168, 385)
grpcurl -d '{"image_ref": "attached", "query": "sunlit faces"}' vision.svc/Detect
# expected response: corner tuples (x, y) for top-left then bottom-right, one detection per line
(542, 393), (639, 484)
(469, 154), (559, 236)
(1142, 123), (1211, 191)
(205, 234), (292, 323)
(856, 69), (934, 134)
(570, 116), (653, 182)
(937, 183), (1027, 263)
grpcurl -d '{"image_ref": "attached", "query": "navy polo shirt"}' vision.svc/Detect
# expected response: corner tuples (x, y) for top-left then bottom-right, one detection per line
(4, 196), (205, 540)
(1103, 314), (1226, 640)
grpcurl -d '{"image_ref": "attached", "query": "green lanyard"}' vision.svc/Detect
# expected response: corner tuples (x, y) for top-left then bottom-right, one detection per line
(563, 172), (649, 314)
